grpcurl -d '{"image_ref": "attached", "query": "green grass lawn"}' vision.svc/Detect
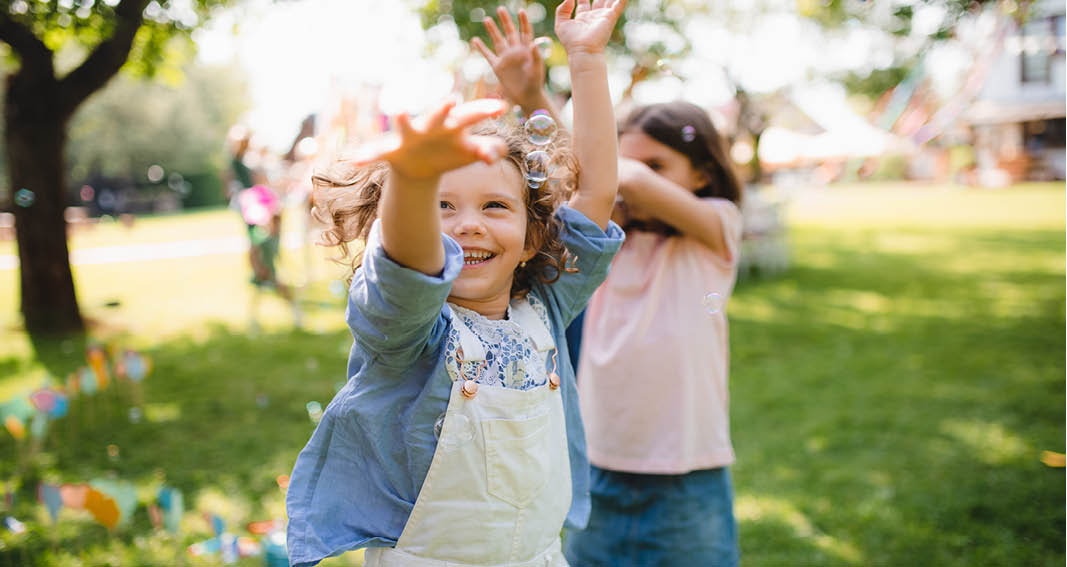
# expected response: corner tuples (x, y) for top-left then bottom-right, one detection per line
(0, 183), (1063, 566)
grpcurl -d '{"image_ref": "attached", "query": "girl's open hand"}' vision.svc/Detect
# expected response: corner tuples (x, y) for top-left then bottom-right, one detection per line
(346, 98), (509, 180)
(471, 8), (546, 107)
(555, 0), (626, 56)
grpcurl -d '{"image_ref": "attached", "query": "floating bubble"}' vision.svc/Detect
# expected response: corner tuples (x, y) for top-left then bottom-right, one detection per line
(147, 165), (165, 183)
(107, 444), (120, 460)
(703, 292), (724, 315)
(469, 7), (485, 21)
(14, 189), (34, 208)
(255, 393), (270, 408)
(305, 357), (319, 372)
(306, 401), (323, 424)
(656, 58), (673, 75)
(328, 280), (346, 298)
(128, 407), (142, 424)
(80, 185), (95, 201)
(533, 37), (553, 60)
(167, 173), (185, 192)
(681, 125), (697, 143)
(433, 412), (474, 451)
(525, 150), (551, 188)
(524, 113), (556, 146)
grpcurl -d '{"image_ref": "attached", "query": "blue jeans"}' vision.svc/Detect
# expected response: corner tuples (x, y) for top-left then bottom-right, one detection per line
(564, 466), (739, 567)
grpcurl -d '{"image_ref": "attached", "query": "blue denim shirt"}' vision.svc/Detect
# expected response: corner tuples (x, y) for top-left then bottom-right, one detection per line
(286, 206), (624, 567)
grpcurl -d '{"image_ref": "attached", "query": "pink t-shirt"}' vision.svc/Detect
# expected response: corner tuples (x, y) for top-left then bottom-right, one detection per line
(577, 199), (743, 474)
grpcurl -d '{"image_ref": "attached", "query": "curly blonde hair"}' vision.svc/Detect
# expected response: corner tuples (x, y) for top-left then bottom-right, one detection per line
(310, 118), (578, 298)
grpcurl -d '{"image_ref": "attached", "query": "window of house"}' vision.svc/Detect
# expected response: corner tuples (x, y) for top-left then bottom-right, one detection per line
(1020, 18), (1053, 83)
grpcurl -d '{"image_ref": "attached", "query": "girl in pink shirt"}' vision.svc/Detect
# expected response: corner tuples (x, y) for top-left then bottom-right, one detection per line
(565, 101), (745, 567)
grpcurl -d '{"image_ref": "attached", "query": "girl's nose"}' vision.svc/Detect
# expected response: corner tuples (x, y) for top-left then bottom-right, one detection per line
(452, 212), (486, 236)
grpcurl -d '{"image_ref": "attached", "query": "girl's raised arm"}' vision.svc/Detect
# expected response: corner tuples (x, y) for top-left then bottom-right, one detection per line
(555, 0), (626, 230)
(348, 98), (508, 275)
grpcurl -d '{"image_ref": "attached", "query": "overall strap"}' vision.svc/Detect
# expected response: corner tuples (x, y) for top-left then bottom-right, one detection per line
(509, 298), (556, 353)
(449, 309), (487, 362)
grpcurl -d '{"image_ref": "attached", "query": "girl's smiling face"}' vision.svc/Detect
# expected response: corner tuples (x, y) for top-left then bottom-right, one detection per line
(440, 159), (533, 319)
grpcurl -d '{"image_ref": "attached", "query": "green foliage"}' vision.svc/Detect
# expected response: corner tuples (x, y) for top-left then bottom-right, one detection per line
(839, 64), (913, 100)
(3, 0), (234, 78)
(65, 60), (249, 208)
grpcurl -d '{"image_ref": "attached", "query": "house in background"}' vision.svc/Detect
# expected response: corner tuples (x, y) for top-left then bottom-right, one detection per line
(964, 0), (1066, 185)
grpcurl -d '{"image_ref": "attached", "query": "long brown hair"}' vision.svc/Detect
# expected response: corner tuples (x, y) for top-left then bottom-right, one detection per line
(310, 119), (578, 298)
(620, 101), (743, 208)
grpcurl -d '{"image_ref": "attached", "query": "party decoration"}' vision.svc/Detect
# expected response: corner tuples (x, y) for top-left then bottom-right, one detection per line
(38, 483), (63, 523)
(4, 415), (26, 440)
(157, 487), (184, 534)
(83, 487), (120, 530)
(91, 479), (138, 528)
(59, 484), (89, 509)
(86, 345), (111, 390)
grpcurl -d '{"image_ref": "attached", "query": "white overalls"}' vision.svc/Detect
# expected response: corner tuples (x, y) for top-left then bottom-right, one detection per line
(365, 298), (572, 567)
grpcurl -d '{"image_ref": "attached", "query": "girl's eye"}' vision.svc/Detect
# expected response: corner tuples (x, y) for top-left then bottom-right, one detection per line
(485, 201), (507, 209)
(439, 201), (454, 210)
(647, 162), (663, 172)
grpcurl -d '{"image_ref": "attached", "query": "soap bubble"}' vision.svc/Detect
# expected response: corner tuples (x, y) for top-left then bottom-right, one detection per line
(147, 164), (165, 183)
(306, 401), (323, 424)
(524, 113), (556, 145)
(656, 58), (673, 76)
(525, 150), (551, 188)
(107, 444), (120, 461)
(703, 292), (724, 314)
(433, 412), (474, 451)
(681, 125), (696, 143)
(14, 189), (35, 207)
(328, 280), (346, 298)
(128, 407), (142, 424)
(533, 37), (553, 60)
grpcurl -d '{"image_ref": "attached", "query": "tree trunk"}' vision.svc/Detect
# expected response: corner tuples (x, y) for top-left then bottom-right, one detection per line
(5, 73), (83, 335)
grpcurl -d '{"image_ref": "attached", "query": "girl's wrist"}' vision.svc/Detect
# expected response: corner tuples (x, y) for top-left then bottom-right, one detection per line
(387, 164), (441, 190)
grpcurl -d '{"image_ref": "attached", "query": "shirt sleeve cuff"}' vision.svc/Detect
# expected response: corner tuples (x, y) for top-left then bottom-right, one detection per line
(359, 219), (464, 309)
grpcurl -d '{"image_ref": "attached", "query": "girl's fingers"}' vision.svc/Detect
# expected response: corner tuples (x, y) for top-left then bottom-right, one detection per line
(556, 0), (575, 21)
(528, 42), (542, 66)
(497, 6), (519, 45)
(576, 0), (592, 14)
(592, 0), (607, 8)
(483, 16), (507, 53)
(470, 37), (497, 65)
(518, 9), (533, 44)
(425, 97), (458, 130)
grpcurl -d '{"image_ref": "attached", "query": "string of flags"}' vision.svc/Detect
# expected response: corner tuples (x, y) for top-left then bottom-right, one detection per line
(0, 342), (151, 442)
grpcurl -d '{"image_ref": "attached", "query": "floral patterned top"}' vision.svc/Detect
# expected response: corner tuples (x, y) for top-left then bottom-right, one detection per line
(445, 298), (554, 391)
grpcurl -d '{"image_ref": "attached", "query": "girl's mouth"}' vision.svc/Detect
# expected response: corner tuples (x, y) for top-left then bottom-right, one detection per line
(463, 249), (496, 267)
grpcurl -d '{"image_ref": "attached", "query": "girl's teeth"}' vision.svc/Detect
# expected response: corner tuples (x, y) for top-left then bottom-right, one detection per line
(464, 251), (492, 265)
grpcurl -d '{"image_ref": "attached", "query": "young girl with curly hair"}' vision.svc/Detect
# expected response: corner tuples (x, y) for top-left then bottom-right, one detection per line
(284, 2), (626, 566)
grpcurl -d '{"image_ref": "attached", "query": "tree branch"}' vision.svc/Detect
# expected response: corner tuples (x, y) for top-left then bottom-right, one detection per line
(58, 0), (151, 117)
(0, 15), (54, 76)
